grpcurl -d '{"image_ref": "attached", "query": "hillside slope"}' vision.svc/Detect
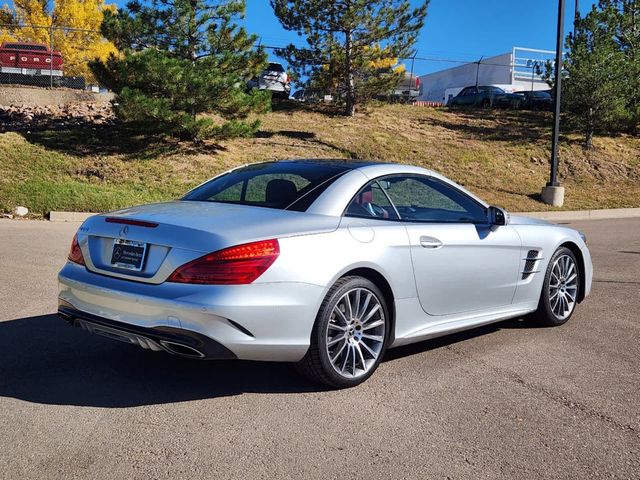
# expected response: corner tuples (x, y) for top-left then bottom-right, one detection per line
(1, 104), (638, 215)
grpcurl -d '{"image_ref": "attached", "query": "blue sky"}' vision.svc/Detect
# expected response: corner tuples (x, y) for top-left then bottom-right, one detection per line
(240, 0), (587, 75)
(8, 0), (589, 75)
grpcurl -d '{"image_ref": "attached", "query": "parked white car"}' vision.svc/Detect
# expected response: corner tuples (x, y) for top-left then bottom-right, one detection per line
(248, 62), (291, 99)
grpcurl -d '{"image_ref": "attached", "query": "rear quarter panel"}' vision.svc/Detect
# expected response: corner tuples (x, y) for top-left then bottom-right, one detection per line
(258, 217), (417, 300)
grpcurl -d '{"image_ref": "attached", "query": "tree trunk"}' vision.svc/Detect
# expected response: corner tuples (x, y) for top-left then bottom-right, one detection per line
(188, 0), (197, 120)
(585, 107), (594, 149)
(585, 129), (594, 149)
(345, 29), (356, 117)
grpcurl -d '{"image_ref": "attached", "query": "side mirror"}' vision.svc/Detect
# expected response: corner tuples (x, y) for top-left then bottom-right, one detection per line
(488, 206), (508, 226)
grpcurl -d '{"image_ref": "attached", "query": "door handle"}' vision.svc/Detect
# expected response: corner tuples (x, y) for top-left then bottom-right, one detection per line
(419, 236), (443, 249)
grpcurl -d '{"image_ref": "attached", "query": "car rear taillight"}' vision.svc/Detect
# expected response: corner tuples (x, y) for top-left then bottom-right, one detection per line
(167, 239), (280, 285)
(68, 233), (85, 265)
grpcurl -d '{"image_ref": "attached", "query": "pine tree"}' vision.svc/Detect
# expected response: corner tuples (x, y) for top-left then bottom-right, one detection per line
(271, 0), (428, 116)
(91, 0), (270, 141)
(559, 3), (637, 148)
(597, 0), (639, 133)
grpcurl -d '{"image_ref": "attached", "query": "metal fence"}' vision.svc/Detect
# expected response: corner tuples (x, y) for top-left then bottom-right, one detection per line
(0, 72), (85, 89)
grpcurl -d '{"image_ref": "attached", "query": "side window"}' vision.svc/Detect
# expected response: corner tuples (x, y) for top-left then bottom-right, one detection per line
(345, 181), (399, 220)
(380, 176), (487, 223)
(459, 88), (470, 96)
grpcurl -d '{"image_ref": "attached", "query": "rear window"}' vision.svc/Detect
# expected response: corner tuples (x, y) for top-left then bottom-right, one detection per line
(5, 44), (48, 52)
(267, 63), (285, 72)
(182, 162), (350, 211)
(479, 86), (505, 93)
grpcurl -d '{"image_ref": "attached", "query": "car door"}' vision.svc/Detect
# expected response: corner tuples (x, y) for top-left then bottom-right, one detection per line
(379, 175), (521, 316)
(455, 87), (474, 106)
(464, 87), (481, 106)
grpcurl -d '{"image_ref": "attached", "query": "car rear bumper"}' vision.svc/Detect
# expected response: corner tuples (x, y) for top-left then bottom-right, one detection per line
(58, 263), (327, 362)
(257, 82), (290, 93)
(58, 303), (237, 359)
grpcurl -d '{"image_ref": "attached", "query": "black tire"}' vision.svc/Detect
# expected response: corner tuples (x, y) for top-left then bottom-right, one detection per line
(296, 276), (390, 388)
(531, 247), (580, 327)
(480, 98), (491, 109)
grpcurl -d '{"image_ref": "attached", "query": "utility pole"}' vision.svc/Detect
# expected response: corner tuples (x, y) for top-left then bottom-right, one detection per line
(49, 25), (54, 88)
(475, 56), (484, 88)
(409, 52), (416, 103)
(541, 0), (566, 207)
(49, 0), (54, 88)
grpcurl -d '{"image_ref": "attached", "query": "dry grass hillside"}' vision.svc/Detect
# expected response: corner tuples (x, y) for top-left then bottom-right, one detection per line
(1, 103), (638, 215)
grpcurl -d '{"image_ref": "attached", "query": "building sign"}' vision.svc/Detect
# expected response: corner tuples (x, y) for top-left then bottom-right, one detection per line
(512, 47), (558, 83)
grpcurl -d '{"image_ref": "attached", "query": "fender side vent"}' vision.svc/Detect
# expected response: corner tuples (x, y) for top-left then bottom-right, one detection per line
(522, 250), (542, 279)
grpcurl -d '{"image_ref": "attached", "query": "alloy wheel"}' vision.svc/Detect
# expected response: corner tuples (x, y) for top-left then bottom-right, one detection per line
(549, 254), (579, 320)
(325, 288), (386, 379)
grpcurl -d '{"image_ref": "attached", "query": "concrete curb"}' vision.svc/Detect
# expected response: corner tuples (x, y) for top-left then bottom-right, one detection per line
(513, 208), (640, 221)
(46, 207), (640, 223)
(48, 211), (95, 222)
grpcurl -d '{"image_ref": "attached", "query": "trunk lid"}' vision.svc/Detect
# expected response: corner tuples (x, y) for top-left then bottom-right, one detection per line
(79, 201), (339, 284)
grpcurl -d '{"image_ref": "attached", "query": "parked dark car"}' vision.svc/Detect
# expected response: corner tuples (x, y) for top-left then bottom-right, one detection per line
(515, 90), (553, 111)
(292, 88), (320, 103)
(448, 86), (522, 109)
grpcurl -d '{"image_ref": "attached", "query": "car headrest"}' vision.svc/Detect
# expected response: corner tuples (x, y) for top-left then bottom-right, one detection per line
(265, 179), (298, 206)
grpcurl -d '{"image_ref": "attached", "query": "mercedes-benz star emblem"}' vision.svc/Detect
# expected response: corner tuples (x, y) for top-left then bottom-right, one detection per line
(119, 225), (129, 237)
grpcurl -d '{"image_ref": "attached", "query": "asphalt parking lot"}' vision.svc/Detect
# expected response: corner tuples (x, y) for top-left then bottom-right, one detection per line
(0, 217), (638, 479)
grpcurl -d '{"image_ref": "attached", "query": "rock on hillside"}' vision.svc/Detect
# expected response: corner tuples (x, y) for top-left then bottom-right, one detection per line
(0, 102), (115, 132)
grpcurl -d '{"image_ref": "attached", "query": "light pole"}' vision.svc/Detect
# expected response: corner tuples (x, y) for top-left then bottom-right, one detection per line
(541, 0), (566, 207)
(474, 56), (484, 88)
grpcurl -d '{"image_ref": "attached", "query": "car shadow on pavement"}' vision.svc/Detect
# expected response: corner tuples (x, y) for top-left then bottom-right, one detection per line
(0, 314), (325, 407)
(0, 313), (535, 407)
(384, 316), (539, 362)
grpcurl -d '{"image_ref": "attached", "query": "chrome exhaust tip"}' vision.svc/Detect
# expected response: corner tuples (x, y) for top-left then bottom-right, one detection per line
(159, 341), (205, 358)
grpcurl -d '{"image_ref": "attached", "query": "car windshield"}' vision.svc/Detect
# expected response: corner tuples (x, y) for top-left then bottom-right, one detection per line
(182, 162), (351, 211)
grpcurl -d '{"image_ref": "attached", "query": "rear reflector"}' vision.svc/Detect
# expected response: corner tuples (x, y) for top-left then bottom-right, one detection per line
(68, 233), (85, 265)
(167, 239), (280, 285)
(105, 217), (158, 228)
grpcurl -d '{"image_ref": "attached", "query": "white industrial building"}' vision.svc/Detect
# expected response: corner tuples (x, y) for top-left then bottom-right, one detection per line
(417, 47), (556, 104)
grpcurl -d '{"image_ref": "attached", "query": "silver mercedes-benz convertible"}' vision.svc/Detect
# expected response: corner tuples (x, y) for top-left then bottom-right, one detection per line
(58, 160), (592, 387)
